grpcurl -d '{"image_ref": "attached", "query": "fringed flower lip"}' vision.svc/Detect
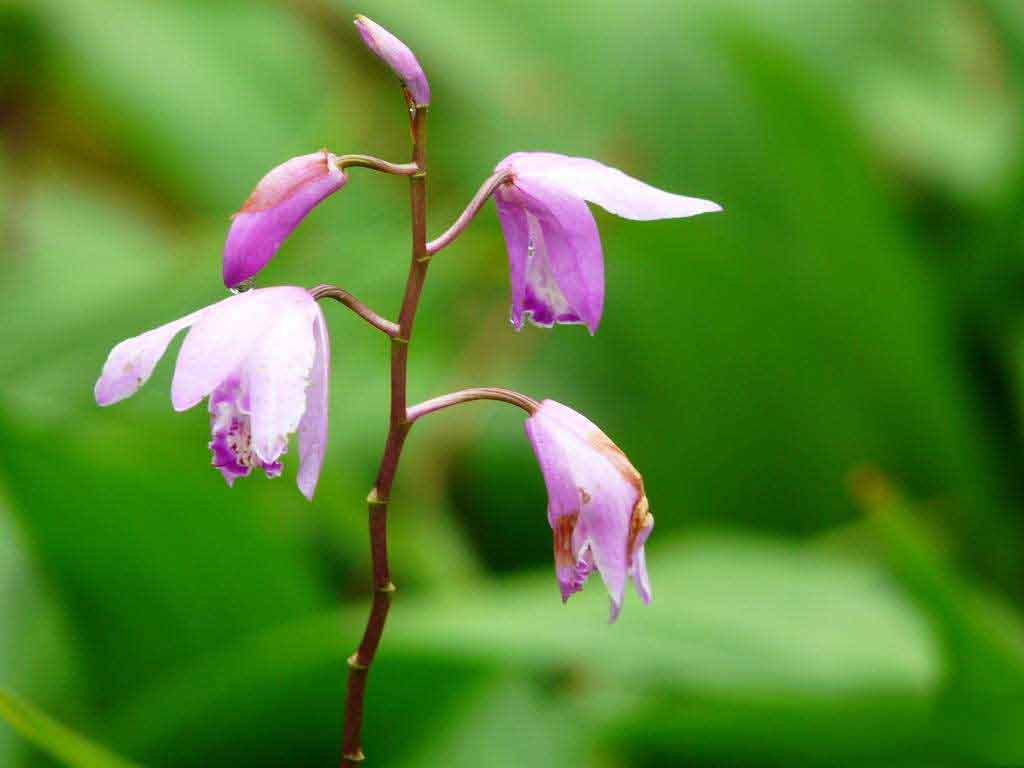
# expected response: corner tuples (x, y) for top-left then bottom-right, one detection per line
(354, 14), (431, 107)
(223, 151), (347, 289)
(525, 399), (653, 621)
(94, 287), (330, 500)
(493, 152), (722, 334)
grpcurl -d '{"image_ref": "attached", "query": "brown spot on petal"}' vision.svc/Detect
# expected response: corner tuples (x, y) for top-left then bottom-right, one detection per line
(553, 513), (578, 568)
(586, 429), (646, 504)
(586, 428), (650, 562)
(580, 488), (591, 505)
(627, 495), (653, 564)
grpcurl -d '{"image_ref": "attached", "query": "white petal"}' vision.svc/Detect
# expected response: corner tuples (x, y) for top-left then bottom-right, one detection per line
(95, 307), (208, 406)
(296, 307), (330, 500)
(506, 152), (722, 220)
(244, 297), (319, 465)
(170, 287), (311, 412)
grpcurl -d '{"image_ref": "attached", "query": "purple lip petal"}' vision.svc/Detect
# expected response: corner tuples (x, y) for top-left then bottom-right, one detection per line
(223, 151), (347, 288)
(354, 15), (431, 107)
(525, 399), (652, 621)
(495, 178), (603, 333)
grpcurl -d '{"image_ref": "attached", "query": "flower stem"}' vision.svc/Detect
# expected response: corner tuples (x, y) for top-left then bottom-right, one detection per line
(339, 104), (429, 767)
(336, 154), (419, 176)
(310, 284), (399, 337)
(426, 170), (513, 255)
(407, 387), (539, 424)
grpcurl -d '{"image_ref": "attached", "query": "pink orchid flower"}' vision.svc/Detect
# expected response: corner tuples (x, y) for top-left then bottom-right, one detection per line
(494, 152), (721, 333)
(223, 151), (347, 289)
(354, 15), (431, 107)
(525, 399), (653, 621)
(94, 287), (329, 499)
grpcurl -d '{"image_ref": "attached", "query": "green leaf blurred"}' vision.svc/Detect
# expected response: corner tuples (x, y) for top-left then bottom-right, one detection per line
(0, 689), (140, 768)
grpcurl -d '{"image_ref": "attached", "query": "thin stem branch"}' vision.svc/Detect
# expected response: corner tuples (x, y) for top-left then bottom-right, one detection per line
(426, 170), (513, 255)
(310, 285), (400, 337)
(340, 103), (429, 768)
(407, 387), (539, 424)
(335, 154), (419, 176)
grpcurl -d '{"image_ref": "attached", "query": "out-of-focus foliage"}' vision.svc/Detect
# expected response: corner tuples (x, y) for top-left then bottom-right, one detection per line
(1, 0), (1024, 765)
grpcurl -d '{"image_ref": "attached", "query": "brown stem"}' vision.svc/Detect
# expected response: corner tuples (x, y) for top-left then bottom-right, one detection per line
(407, 387), (539, 424)
(340, 104), (429, 767)
(426, 170), (513, 255)
(336, 154), (419, 176)
(310, 284), (399, 337)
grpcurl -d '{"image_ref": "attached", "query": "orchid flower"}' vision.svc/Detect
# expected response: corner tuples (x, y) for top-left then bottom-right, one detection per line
(94, 287), (329, 500)
(223, 151), (347, 289)
(354, 15), (431, 107)
(493, 152), (721, 333)
(525, 399), (652, 621)
(92, 15), (719, 762)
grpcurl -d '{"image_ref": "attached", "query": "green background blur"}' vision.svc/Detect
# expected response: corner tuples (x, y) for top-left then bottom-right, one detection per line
(3, 0), (1024, 765)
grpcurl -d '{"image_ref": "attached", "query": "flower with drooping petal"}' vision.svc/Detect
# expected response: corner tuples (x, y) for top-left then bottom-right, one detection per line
(493, 152), (722, 334)
(223, 151), (347, 289)
(525, 399), (652, 621)
(354, 15), (431, 107)
(95, 287), (330, 500)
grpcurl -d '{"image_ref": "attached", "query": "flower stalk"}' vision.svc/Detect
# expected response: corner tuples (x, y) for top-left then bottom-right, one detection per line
(335, 154), (419, 176)
(426, 170), (514, 255)
(339, 102), (428, 768)
(407, 387), (539, 423)
(310, 284), (399, 337)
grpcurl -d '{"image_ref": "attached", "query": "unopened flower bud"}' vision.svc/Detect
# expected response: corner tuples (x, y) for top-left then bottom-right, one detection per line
(223, 151), (346, 288)
(354, 15), (431, 107)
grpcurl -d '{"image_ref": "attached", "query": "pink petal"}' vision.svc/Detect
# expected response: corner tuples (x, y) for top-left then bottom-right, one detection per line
(170, 287), (311, 412)
(501, 152), (722, 220)
(296, 307), (330, 500)
(244, 296), (320, 465)
(494, 194), (529, 329)
(496, 178), (604, 333)
(223, 152), (347, 288)
(95, 307), (209, 406)
(354, 15), (431, 106)
(525, 399), (649, 620)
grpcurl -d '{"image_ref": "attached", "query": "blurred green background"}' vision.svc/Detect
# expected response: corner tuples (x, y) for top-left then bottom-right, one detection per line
(3, 0), (1024, 765)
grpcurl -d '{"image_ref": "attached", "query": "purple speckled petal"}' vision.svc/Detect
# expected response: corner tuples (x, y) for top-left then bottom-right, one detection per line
(500, 152), (722, 220)
(525, 399), (651, 621)
(209, 377), (284, 486)
(495, 178), (604, 333)
(95, 306), (209, 406)
(223, 152), (347, 288)
(354, 15), (431, 106)
(208, 378), (254, 486)
(296, 306), (330, 500)
(171, 287), (312, 412)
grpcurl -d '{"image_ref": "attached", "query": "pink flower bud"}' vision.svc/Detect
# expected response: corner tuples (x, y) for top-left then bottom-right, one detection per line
(222, 151), (347, 288)
(354, 15), (431, 107)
